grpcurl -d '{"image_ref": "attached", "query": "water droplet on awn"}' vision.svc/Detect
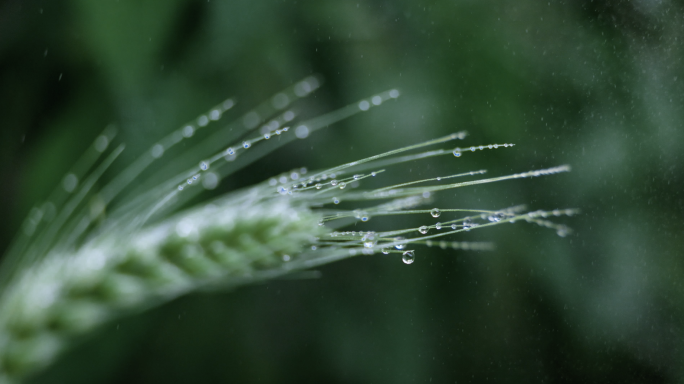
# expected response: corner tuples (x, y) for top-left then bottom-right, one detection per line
(402, 251), (415, 265)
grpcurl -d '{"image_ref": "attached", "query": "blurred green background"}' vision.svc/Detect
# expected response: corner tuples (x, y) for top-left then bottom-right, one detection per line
(1, 0), (683, 382)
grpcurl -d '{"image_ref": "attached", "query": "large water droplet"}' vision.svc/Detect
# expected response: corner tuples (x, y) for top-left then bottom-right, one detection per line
(430, 208), (441, 218)
(402, 251), (415, 265)
(418, 226), (429, 234)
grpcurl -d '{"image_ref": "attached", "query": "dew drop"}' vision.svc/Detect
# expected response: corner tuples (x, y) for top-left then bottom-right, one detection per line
(361, 216), (370, 222)
(94, 135), (109, 152)
(264, 133), (271, 140)
(371, 172), (377, 177)
(353, 174), (362, 180)
(470, 146), (476, 152)
(381, 248), (390, 255)
(362, 233), (377, 248)
(435, 222), (442, 230)
(418, 226), (429, 234)
(243, 141), (251, 149)
(332, 197), (340, 204)
(557, 228), (568, 237)
(339, 182), (346, 189)
(199, 161), (209, 171)
(358, 100), (370, 111)
(243, 112), (260, 129)
(488, 213), (503, 222)
(272, 93), (289, 109)
(282, 254), (291, 262)
(226, 147), (235, 156)
(198, 115), (209, 127)
(430, 208), (441, 218)
(479, 145), (484, 150)
(178, 185), (184, 191)
(187, 179), (193, 185)
(295, 125), (309, 139)
(183, 125), (194, 137)
(277, 186), (287, 195)
(202, 172), (219, 190)
(151, 144), (164, 158)
(394, 237), (406, 250)
(402, 251), (415, 265)
(210, 109), (221, 121)
(330, 180), (338, 186)
(315, 183), (322, 189)
(451, 223), (457, 230)
(389, 89), (400, 98)
(62, 173), (78, 193)
(371, 96), (382, 105)
(453, 149), (461, 157)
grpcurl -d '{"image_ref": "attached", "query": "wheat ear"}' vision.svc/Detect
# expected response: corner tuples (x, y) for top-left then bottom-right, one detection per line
(0, 78), (576, 383)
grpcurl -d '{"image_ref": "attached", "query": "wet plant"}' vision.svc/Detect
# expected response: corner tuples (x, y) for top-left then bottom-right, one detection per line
(0, 76), (576, 383)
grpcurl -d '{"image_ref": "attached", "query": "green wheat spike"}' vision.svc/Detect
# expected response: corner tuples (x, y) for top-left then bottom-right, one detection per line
(0, 77), (576, 383)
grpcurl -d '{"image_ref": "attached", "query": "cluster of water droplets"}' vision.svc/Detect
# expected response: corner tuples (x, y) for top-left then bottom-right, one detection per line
(452, 143), (515, 157)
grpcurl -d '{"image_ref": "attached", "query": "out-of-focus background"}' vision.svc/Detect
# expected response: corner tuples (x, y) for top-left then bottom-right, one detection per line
(1, 0), (683, 382)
